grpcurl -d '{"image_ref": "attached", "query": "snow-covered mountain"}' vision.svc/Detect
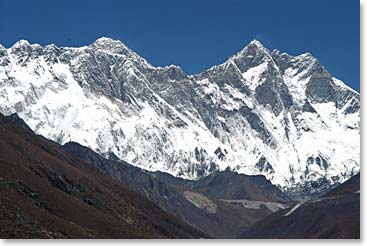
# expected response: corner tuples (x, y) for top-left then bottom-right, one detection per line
(0, 37), (359, 195)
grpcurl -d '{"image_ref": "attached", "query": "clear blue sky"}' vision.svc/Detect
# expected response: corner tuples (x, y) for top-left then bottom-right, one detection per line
(0, 0), (359, 91)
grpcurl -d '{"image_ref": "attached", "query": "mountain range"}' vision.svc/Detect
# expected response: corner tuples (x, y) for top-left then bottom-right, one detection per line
(0, 37), (360, 238)
(0, 37), (359, 198)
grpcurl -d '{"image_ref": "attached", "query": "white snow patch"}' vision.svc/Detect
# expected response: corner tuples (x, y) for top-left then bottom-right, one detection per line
(284, 203), (302, 216)
(241, 62), (268, 90)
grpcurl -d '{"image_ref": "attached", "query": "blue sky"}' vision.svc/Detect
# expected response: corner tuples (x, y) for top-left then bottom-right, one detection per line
(0, 0), (359, 91)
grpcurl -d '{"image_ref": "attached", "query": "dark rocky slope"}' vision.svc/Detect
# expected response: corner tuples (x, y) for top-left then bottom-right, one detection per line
(240, 173), (360, 239)
(179, 170), (291, 202)
(0, 113), (206, 239)
(63, 141), (291, 238)
(324, 173), (360, 198)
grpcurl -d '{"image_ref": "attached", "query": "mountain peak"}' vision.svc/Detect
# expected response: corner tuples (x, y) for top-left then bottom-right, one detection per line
(94, 36), (121, 44)
(90, 37), (147, 62)
(245, 39), (268, 51)
(249, 39), (265, 48)
(234, 39), (270, 59)
(296, 52), (317, 61)
(92, 37), (129, 49)
(11, 39), (30, 49)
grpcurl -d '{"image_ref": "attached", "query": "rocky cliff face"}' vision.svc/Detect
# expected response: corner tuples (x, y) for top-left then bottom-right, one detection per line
(0, 37), (359, 195)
